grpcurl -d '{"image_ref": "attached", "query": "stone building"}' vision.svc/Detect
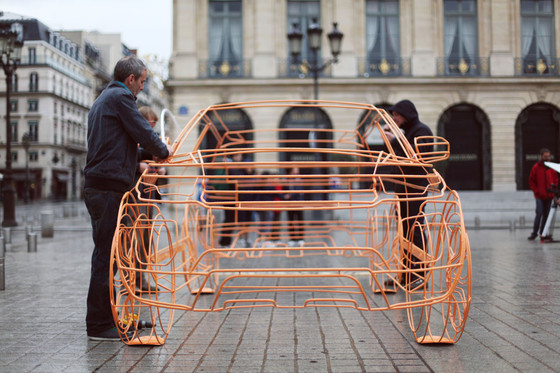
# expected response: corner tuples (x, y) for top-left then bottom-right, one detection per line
(168, 0), (560, 191)
(0, 13), (94, 201)
(0, 13), (169, 201)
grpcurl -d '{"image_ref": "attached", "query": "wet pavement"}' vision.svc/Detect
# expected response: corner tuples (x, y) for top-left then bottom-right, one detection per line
(0, 196), (559, 372)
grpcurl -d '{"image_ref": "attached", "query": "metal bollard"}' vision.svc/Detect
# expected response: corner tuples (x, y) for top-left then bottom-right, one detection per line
(26, 225), (33, 241)
(0, 236), (4, 291)
(41, 211), (54, 238)
(63, 203), (71, 218)
(27, 232), (37, 253)
(2, 227), (11, 244)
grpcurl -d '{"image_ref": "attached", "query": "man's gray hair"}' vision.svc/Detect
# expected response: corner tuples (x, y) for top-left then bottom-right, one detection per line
(113, 56), (146, 82)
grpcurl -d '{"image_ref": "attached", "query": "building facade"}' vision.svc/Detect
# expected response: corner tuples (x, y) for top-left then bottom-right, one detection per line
(0, 13), (94, 201)
(168, 0), (560, 191)
(0, 13), (169, 201)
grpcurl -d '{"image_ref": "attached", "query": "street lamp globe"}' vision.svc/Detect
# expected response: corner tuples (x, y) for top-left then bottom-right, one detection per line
(307, 18), (323, 51)
(0, 23), (23, 62)
(327, 22), (344, 61)
(287, 23), (303, 60)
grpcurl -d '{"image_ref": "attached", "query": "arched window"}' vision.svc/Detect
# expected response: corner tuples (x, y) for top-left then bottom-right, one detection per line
(279, 106), (333, 164)
(199, 106), (254, 159)
(437, 103), (492, 190)
(515, 103), (560, 189)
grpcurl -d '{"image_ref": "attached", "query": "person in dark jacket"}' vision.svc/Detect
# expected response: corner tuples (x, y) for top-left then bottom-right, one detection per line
(528, 148), (558, 241)
(83, 56), (172, 341)
(383, 100), (433, 289)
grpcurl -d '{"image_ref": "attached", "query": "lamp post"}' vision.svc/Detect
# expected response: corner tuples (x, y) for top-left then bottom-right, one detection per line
(21, 132), (30, 203)
(0, 23), (23, 227)
(70, 157), (77, 200)
(287, 18), (344, 100)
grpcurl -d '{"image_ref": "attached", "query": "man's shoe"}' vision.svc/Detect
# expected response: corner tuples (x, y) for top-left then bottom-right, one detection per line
(140, 274), (158, 292)
(383, 277), (406, 287)
(141, 282), (158, 292)
(540, 235), (553, 243)
(527, 233), (538, 240)
(88, 327), (126, 341)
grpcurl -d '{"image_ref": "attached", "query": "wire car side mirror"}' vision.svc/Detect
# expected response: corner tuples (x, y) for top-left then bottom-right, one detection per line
(414, 136), (450, 164)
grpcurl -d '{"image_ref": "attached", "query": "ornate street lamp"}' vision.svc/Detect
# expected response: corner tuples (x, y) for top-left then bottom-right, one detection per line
(21, 132), (30, 203)
(287, 18), (344, 100)
(0, 22), (23, 227)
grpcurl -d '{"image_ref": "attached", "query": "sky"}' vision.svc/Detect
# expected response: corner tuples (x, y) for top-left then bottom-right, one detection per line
(0, 0), (173, 59)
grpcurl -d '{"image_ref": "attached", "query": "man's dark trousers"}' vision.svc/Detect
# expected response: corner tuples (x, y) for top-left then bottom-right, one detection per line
(84, 188), (124, 335)
(399, 197), (426, 275)
(533, 198), (553, 236)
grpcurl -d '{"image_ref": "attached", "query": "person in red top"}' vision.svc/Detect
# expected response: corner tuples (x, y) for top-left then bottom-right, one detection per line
(528, 148), (558, 241)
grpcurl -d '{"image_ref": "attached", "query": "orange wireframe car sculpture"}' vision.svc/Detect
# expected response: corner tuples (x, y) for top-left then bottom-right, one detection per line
(109, 100), (471, 346)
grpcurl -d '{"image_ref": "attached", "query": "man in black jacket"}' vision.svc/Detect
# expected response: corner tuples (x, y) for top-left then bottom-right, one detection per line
(383, 100), (433, 289)
(83, 56), (172, 341)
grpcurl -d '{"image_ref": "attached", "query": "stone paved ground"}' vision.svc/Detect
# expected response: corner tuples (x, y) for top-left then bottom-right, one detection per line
(0, 198), (559, 373)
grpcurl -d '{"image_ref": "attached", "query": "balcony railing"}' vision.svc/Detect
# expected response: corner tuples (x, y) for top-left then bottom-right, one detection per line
(199, 59), (252, 78)
(515, 57), (559, 76)
(19, 55), (90, 85)
(278, 59), (333, 78)
(437, 57), (489, 77)
(358, 57), (411, 77)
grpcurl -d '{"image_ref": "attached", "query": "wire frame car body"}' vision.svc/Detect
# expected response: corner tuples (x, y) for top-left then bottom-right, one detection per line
(109, 100), (471, 346)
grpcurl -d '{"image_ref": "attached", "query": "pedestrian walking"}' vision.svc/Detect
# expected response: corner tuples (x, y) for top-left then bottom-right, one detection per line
(528, 148), (558, 242)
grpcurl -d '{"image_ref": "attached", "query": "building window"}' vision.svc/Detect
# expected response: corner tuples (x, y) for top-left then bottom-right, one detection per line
(365, 0), (400, 76)
(28, 47), (36, 64)
(208, 0), (243, 77)
(9, 99), (17, 112)
(28, 121), (38, 141)
(520, 0), (556, 75)
(287, 0), (321, 72)
(29, 151), (39, 162)
(28, 99), (39, 112)
(10, 122), (17, 143)
(29, 72), (39, 92)
(10, 74), (18, 92)
(11, 151), (18, 162)
(443, 0), (479, 76)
